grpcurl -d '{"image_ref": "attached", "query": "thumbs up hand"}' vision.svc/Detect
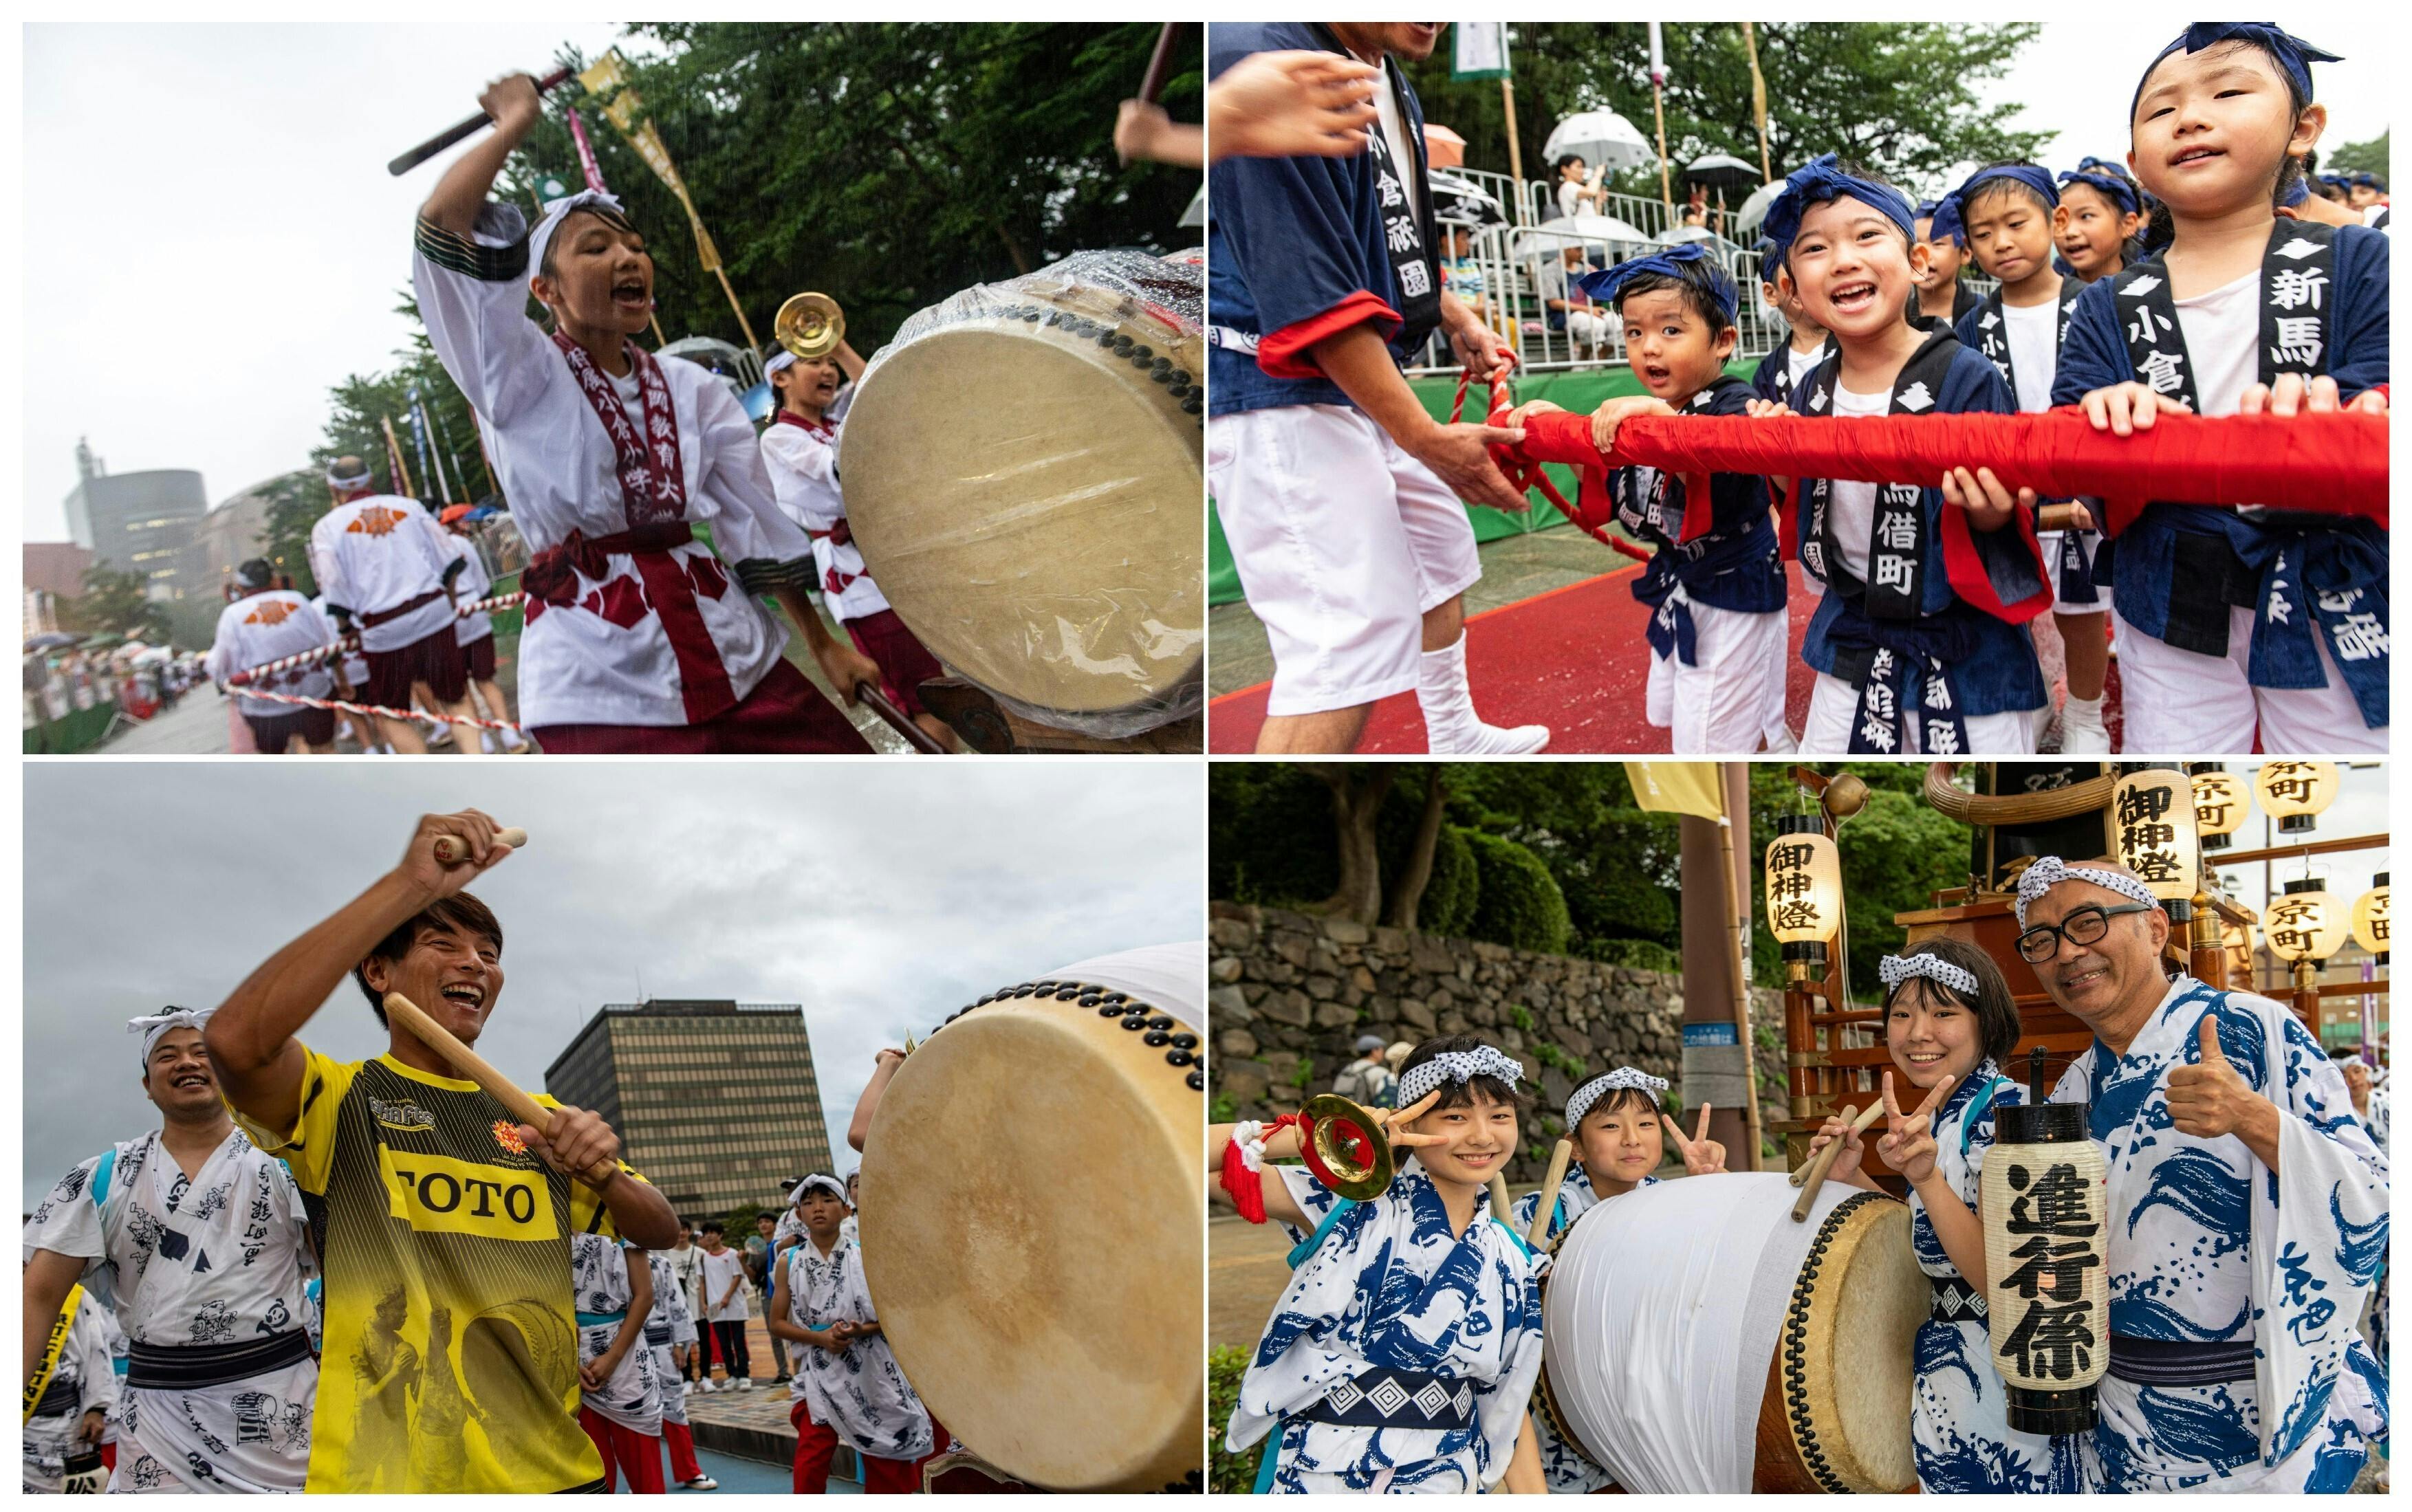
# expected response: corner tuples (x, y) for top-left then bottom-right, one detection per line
(2166, 1012), (2268, 1142)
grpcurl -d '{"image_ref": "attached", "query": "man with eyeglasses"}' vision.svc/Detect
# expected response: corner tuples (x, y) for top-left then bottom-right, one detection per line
(2017, 856), (2387, 1493)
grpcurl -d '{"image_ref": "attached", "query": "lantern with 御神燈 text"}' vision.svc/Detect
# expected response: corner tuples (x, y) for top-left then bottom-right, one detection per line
(2189, 765), (2246, 853)
(2255, 761), (2338, 837)
(2111, 766), (2198, 923)
(2351, 874), (2389, 967)
(1764, 815), (1841, 983)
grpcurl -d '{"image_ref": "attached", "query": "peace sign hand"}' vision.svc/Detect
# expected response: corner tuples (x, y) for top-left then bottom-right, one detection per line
(1372, 1088), (1452, 1154)
(1875, 1070), (1953, 1186)
(1664, 1102), (1727, 1176)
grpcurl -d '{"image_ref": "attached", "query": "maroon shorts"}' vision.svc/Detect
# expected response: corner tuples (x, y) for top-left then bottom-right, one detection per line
(529, 658), (874, 754)
(243, 705), (336, 752)
(845, 609), (944, 721)
(365, 623), (468, 710)
(461, 633), (497, 683)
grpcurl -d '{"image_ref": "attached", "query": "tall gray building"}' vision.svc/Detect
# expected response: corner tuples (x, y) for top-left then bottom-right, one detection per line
(545, 999), (834, 1216)
(61, 438), (206, 601)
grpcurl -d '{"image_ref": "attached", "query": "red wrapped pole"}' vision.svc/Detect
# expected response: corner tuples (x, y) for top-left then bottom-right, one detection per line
(1511, 407), (2387, 530)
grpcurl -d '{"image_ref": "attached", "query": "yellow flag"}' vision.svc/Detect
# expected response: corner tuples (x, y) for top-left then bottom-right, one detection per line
(578, 49), (631, 98)
(1625, 762), (1726, 821)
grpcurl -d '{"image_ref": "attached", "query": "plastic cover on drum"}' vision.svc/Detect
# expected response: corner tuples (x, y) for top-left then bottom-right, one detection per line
(844, 250), (1205, 738)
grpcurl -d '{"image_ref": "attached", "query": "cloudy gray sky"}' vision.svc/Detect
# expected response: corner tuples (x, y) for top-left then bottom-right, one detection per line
(21, 762), (1202, 1201)
(22, 22), (2389, 536)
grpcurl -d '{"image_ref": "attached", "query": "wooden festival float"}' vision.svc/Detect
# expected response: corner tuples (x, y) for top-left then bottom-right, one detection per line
(1770, 761), (2389, 1187)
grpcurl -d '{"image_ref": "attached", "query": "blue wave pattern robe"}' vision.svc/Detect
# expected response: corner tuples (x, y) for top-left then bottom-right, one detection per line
(1229, 1159), (1544, 1493)
(783, 1235), (934, 1464)
(1906, 1064), (2085, 1492)
(1509, 1167), (1653, 1493)
(2050, 977), (2388, 1491)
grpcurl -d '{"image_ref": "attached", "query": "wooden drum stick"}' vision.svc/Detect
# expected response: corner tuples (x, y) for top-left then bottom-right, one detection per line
(382, 989), (616, 1185)
(433, 826), (527, 864)
(1526, 1138), (1576, 1251)
(1790, 1102), (1886, 1221)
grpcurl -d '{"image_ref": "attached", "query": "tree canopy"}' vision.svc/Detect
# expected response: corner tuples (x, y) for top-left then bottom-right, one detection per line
(1405, 23), (2045, 204)
(2325, 129), (2389, 180)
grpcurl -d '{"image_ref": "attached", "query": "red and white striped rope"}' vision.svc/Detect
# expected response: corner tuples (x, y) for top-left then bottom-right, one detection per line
(233, 685), (529, 736)
(226, 593), (524, 687)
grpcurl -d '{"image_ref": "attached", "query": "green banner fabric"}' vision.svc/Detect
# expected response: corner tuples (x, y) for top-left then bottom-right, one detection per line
(1208, 362), (1756, 606)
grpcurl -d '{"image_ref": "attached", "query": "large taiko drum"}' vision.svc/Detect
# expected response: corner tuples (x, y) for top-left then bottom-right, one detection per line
(857, 942), (1205, 1493)
(1541, 1173), (1926, 1493)
(838, 251), (1204, 737)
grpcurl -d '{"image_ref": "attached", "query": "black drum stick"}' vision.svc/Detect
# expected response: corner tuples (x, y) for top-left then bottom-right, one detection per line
(1137, 23), (1183, 105)
(389, 66), (575, 177)
(857, 683), (947, 754)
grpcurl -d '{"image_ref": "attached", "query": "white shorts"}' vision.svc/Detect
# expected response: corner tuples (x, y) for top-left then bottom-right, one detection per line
(2113, 607), (2384, 754)
(2040, 530), (2108, 617)
(1644, 592), (1790, 754)
(1801, 670), (2038, 755)
(1210, 404), (1482, 716)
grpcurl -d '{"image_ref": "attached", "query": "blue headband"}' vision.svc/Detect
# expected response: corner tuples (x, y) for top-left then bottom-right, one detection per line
(2135, 24), (2339, 120)
(1951, 164), (2060, 223)
(1925, 196), (1966, 250)
(2056, 168), (2141, 216)
(2353, 173), (2382, 188)
(1763, 153), (1915, 270)
(1576, 241), (1739, 324)
(2281, 175), (2309, 208)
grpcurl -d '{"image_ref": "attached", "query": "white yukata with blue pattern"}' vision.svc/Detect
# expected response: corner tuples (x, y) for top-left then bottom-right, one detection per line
(2051, 976), (2388, 1492)
(1228, 1159), (1545, 1493)
(784, 1234), (934, 1464)
(1507, 1166), (1654, 1493)
(1905, 1061), (2085, 1492)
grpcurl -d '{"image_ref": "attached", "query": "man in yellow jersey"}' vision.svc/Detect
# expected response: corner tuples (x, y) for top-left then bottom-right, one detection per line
(204, 809), (677, 1492)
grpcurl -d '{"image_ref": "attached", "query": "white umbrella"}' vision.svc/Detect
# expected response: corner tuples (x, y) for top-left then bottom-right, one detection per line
(1657, 224), (1719, 245)
(1178, 184), (1204, 230)
(1512, 212), (1655, 263)
(1732, 179), (1786, 234)
(1541, 109), (1653, 175)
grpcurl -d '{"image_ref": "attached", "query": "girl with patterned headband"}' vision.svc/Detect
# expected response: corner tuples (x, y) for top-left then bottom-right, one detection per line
(1209, 1033), (1547, 1493)
(1509, 1065), (1726, 1493)
(1805, 937), (2078, 1492)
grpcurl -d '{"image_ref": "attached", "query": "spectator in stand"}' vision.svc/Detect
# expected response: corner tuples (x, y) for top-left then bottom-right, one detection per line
(1538, 243), (1610, 356)
(1439, 226), (1488, 323)
(1554, 153), (1605, 219)
(1332, 1034), (1398, 1106)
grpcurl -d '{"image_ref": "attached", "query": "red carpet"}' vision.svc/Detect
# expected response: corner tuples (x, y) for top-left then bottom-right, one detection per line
(1208, 562), (2125, 754)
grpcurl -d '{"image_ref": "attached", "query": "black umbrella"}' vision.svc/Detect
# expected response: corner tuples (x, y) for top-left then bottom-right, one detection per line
(1428, 171), (1507, 227)
(1686, 153), (1762, 195)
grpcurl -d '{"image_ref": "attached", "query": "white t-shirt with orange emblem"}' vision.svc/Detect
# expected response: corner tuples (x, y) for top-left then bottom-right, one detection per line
(307, 495), (459, 652)
(203, 590), (338, 717)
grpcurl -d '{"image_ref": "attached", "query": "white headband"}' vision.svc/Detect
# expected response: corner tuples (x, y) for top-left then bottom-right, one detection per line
(1565, 1066), (1669, 1128)
(792, 1173), (846, 1206)
(325, 462), (373, 492)
(1879, 953), (1980, 998)
(129, 1007), (214, 1068)
(764, 350), (798, 377)
(2013, 855), (2161, 927)
(528, 189), (627, 283)
(1397, 1044), (1523, 1107)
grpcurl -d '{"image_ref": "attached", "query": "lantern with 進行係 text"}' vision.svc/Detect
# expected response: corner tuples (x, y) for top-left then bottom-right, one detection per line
(2189, 764), (2246, 853)
(1983, 1053), (2109, 1435)
(2255, 760), (2338, 837)
(1764, 815), (1842, 983)
(2111, 766), (2199, 925)
(2351, 874), (2389, 967)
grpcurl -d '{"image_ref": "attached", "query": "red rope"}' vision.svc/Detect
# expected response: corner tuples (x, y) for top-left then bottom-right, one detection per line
(1512, 406), (2387, 532)
(1452, 371), (1651, 562)
(1220, 1113), (1306, 1225)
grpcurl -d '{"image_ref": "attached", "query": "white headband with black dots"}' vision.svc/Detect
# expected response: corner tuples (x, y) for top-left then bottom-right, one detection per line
(1397, 1045), (1523, 1108)
(2013, 855), (2160, 927)
(1565, 1066), (1670, 1128)
(1879, 954), (1979, 998)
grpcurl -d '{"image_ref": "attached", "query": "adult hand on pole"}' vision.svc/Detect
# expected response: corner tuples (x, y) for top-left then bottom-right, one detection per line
(1664, 1102), (1728, 1176)
(520, 1103), (624, 1191)
(477, 73), (547, 143)
(1873, 1070), (1954, 1186)
(398, 810), (517, 901)
(1409, 422), (1532, 514)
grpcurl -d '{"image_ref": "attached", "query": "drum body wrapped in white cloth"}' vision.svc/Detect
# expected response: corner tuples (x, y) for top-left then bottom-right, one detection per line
(838, 252), (1204, 737)
(857, 942), (1204, 1491)
(1541, 1172), (1927, 1493)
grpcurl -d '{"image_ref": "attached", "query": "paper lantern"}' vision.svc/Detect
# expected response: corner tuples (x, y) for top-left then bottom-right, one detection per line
(2255, 760), (2339, 836)
(2190, 765), (2246, 853)
(1983, 1101), (2109, 1434)
(1764, 815), (1843, 981)
(2266, 880), (2349, 965)
(2111, 767), (2199, 920)
(2352, 873), (2389, 965)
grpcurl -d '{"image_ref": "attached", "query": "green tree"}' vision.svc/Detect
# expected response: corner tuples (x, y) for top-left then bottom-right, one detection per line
(2325, 129), (2388, 180)
(256, 470), (327, 597)
(1404, 23), (2046, 204)
(72, 565), (170, 644)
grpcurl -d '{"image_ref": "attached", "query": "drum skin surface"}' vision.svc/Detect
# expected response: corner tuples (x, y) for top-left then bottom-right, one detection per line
(1752, 1192), (1925, 1493)
(840, 271), (1203, 727)
(857, 967), (1202, 1491)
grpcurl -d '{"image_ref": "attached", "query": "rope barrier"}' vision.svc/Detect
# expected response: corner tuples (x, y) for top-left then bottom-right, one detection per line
(226, 593), (524, 687)
(230, 684), (528, 736)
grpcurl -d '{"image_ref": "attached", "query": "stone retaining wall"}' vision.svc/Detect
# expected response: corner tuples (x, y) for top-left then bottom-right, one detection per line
(1208, 901), (1785, 1182)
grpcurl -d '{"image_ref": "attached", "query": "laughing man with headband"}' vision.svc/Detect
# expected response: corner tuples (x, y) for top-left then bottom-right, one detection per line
(309, 457), (482, 755)
(2019, 856), (2386, 1491)
(23, 1008), (319, 1492)
(203, 810), (675, 1491)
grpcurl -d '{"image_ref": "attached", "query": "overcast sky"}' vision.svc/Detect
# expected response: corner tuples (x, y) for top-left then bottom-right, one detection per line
(21, 762), (1203, 1201)
(21, 22), (2389, 536)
